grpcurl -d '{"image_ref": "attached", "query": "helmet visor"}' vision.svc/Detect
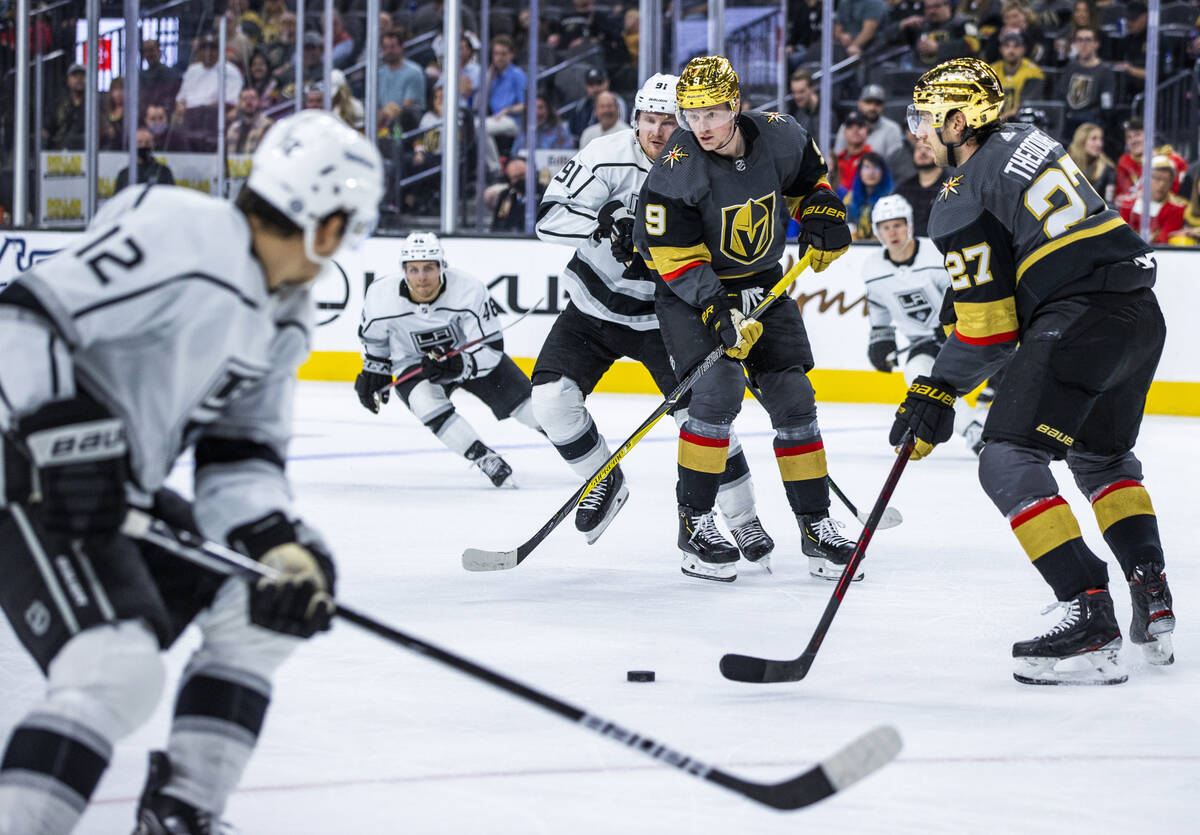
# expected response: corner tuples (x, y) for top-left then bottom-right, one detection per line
(906, 105), (935, 134)
(677, 104), (737, 133)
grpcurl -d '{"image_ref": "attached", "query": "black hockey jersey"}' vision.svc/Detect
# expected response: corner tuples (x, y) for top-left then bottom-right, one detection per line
(928, 122), (1153, 393)
(636, 110), (830, 308)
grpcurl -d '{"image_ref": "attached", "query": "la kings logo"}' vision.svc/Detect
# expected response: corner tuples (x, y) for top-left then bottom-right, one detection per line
(896, 290), (934, 326)
(412, 325), (456, 355)
(720, 192), (775, 265)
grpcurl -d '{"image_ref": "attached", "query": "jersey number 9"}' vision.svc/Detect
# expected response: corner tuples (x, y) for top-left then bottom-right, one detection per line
(644, 204), (666, 236)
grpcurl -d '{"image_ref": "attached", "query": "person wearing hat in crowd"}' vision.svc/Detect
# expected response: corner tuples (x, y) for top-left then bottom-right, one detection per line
(569, 67), (627, 141)
(990, 30), (1044, 121)
(1056, 25), (1115, 140)
(1118, 155), (1188, 244)
(835, 83), (902, 158)
(835, 111), (873, 194)
(47, 63), (87, 150)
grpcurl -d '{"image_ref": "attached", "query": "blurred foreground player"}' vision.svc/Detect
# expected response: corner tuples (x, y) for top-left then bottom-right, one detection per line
(533, 73), (775, 559)
(636, 56), (858, 583)
(862, 194), (984, 454)
(355, 232), (543, 487)
(891, 58), (1175, 685)
(0, 111), (383, 833)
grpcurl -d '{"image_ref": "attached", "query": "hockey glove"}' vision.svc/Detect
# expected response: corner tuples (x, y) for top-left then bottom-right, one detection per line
(12, 396), (128, 536)
(797, 188), (851, 272)
(700, 295), (763, 361)
(868, 327), (898, 373)
(889, 375), (957, 460)
(230, 512), (336, 639)
(594, 199), (627, 242)
(609, 216), (636, 264)
(421, 349), (477, 385)
(354, 355), (392, 413)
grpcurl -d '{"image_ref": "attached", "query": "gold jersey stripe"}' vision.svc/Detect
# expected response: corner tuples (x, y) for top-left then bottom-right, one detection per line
(1016, 216), (1126, 283)
(1091, 482), (1155, 532)
(648, 243), (711, 279)
(1011, 497), (1083, 561)
(954, 297), (1020, 340)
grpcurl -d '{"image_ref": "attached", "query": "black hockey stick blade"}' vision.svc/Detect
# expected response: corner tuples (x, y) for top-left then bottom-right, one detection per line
(720, 436), (915, 683)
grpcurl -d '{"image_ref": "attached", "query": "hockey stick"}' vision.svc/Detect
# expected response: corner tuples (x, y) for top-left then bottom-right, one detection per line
(120, 508), (901, 810)
(462, 254), (813, 572)
(376, 297), (546, 395)
(740, 377), (903, 530)
(719, 433), (915, 683)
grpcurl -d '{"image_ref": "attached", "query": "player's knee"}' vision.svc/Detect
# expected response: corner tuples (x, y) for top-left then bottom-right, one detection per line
(1068, 449), (1144, 498)
(531, 377), (588, 439)
(753, 370), (816, 426)
(978, 441), (1058, 515)
(195, 582), (297, 677)
(45, 621), (165, 740)
(424, 408), (457, 434)
(407, 380), (452, 423)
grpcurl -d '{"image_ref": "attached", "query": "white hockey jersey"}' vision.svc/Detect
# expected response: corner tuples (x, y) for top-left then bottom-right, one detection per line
(862, 238), (952, 344)
(0, 184), (311, 542)
(358, 267), (505, 376)
(535, 130), (657, 330)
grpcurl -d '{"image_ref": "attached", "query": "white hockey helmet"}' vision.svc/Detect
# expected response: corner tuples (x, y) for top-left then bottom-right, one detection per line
(247, 111), (384, 265)
(399, 232), (447, 268)
(871, 194), (914, 241)
(631, 73), (679, 127)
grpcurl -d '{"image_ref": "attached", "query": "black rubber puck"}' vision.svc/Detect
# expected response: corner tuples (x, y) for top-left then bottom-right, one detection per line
(627, 670), (655, 682)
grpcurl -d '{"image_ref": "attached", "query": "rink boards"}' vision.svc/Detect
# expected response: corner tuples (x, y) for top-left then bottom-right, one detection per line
(2, 232), (1198, 415)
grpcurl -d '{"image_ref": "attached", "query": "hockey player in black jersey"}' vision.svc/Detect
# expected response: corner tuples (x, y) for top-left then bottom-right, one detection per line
(0, 112), (383, 833)
(890, 58), (1175, 684)
(532, 74), (775, 563)
(636, 56), (858, 583)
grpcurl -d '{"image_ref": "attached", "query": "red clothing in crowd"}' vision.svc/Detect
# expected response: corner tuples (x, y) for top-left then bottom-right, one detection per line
(1118, 194), (1187, 244)
(836, 145), (871, 195)
(1115, 149), (1188, 203)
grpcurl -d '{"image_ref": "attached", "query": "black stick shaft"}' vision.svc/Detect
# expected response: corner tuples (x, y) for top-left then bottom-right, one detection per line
(826, 476), (859, 518)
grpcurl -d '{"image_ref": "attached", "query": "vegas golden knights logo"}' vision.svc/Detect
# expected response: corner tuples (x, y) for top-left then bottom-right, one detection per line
(720, 192), (775, 264)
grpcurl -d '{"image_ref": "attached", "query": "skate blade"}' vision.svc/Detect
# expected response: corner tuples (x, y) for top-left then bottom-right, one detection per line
(808, 556), (864, 582)
(1013, 643), (1127, 685)
(747, 554), (772, 574)
(680, 553), (737, 583)
(1140, 633), (1174, 666)
(582, 484), (630, 545)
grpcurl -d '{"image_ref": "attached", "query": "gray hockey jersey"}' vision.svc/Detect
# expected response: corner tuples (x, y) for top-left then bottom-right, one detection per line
(862, 239), (952, 343)
(535, 130), (657, 330)
(358, 267), (505, 374)
(0, 185), (312, 542)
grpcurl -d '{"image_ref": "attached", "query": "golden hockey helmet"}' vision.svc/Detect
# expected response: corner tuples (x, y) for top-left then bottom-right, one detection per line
(676, 56), (740, 111)
(907, 58), (1004, 134)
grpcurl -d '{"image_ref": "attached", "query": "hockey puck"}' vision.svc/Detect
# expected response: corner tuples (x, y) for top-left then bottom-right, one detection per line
(627, 670), (655, 682)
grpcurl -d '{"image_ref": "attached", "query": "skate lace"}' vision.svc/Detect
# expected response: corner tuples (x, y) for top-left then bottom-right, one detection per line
(1035, 599), (1081, 638)
(814, 517), (854, 548)
(732, 519), (768, 548)
(578, 473), (611, 511)
(688, 512), (727, 546)
(477, 453), (508, 479)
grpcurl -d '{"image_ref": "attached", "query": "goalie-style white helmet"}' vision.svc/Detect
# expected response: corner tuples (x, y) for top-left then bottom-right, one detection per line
(631, 73), (679, 127)
(399, 231), (446, 268)
(247, 111), (384, 264)
(871, 194), (914, 241)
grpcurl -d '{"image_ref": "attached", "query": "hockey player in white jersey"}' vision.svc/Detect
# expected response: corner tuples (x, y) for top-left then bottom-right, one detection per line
(0, 112), (382, 835)
(355, 232), (542, 487)
(532, 74), (775, 564)
(862, 195), (985, 454)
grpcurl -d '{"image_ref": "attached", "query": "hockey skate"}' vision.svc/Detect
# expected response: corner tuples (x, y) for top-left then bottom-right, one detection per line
(1012, 589), (1127, 685)
(730, 516), (775, 571)
(1128, 563), (1175, 665)
(132, 751), (233, 834)
(799, 513), (863, 581)
(679, 506), (739, 582)
(466, 440), (514, 488)
(575, 466), (629, 544)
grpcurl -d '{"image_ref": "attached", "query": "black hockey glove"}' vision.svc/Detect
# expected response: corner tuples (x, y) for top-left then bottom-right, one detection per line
(11, 396), (128, 536)
(890, 375), (957, 461)
(354, 355), (391, 414)
(421, 350), (477, 385)
(700, 294), (763, 361)
(609, 216), (636, 264)
(868, 327), (898, 373)
(594, 199), (625, 242)
(797, 188), (851, 272)
(230, 512), (336, 639)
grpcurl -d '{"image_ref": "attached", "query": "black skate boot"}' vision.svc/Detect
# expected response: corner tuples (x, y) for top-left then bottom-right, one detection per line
(466, 440), (513, 488)
(133, 751), (230, 834)
(730, 517), (775, 570)
(799, 513), (863, 581)
(1012, 589), (1126, 685)
(1128, 563), (1175, 665)
(575, 466), (629, 544)
(678, 506), (739, 582)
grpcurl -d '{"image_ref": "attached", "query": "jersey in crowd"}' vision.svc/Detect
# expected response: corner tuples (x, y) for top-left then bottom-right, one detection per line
(536, 130), (657, 329)
(863, 237), (951, 345)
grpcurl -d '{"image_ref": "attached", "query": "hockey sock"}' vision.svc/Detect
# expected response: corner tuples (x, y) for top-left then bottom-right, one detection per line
(773, 428), (829, 516)
(677, 419), (729, 511)
(426, 410), (485, 458)
(716, 433), (756, 527)
(0, 714), (111, 835)
(162, 664), (272, 814)
(1089, 480), (1164, 578)
(1009, 495), (1109, 600)
(509, 398), (543, 433)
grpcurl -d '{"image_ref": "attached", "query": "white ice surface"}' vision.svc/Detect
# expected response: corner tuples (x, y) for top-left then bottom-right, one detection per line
(2, 382), (1197, 833)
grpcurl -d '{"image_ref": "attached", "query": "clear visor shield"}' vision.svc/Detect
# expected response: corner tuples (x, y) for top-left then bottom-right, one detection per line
(906, 106), (935, 135)
(677, 104), (737, 133)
